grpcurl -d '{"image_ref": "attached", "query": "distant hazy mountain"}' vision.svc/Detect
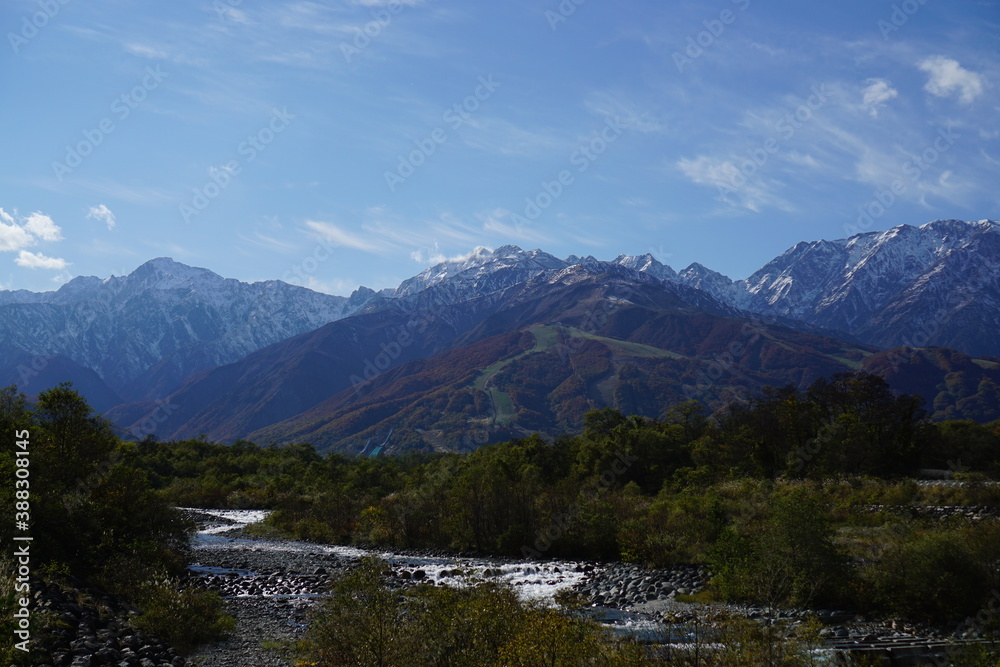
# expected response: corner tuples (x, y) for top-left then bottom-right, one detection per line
(0, 258), (372, 400)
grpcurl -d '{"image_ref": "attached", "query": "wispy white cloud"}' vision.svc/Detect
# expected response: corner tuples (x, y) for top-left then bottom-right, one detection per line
(305, 220), (383, 253)
(15, 250), (68, 270)
(62, 179), (175, 205)
(352, 0), (423, 6)
(459, 117), (565, 158)
(215, 5), (252, 25)
(357, 209), (480, 251)
(269, 2), (354, 36)
(676, 156), (791, 213)
(237, 231), (299, 253)
(918, 56), (984, 104)
(861, 78), (898, 117)
(477, 208), (554, 243)
(583, 91), (666, 135)
(124, 42), (170, 59)
(86, 204), (117, 230)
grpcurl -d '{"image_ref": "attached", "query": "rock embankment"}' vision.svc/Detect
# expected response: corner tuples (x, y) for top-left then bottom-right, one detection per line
(27, 578), (193, 667)
(573, 563), (707, 608)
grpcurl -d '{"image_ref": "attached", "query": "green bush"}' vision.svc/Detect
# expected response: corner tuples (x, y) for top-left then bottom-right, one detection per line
(301, 556), (646, 666)
(860, 523), (1000, 624)
(134, 579), (235, 654)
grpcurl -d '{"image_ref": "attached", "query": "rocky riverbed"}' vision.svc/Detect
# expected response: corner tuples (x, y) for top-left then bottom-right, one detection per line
(181, 508), (989, 666)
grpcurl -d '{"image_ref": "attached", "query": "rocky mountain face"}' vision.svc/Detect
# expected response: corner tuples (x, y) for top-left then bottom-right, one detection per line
(0, 258), (372, 399)
(670, 220), (1000, 357)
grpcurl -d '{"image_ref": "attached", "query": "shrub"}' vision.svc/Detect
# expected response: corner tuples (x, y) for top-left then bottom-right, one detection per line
(861, 524), (1000, 624)
(301, 557), (647, 666)
(709, 490), (846, 609)
(134, 579), (235, 654)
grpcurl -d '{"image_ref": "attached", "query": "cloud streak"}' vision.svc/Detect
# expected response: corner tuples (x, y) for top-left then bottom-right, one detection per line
(305, 220), (383, 253)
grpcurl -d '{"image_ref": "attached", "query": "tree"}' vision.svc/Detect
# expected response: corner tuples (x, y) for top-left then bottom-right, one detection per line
(1, 383), (188, 577)
(805, 373), (924, 476)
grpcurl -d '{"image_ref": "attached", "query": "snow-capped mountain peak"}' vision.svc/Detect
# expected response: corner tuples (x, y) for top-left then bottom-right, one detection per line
(389, 245), (569, 299)
(129, 257), (220, 288)
(612, 253), (679, 282)
(737, 218), (1000, 354)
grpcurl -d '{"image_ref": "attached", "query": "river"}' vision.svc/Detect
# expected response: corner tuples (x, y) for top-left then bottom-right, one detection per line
(183, 508), (971, 666)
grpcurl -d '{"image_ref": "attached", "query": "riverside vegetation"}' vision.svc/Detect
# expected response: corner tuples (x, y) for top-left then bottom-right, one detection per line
(0, 384), (233, 665)
(4, 372), (1000, 664)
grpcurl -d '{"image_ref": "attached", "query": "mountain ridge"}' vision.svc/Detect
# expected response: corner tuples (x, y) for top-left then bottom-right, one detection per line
(3, 218), (997, 447)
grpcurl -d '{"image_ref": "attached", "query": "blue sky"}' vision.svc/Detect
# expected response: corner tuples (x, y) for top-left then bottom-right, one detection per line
(2, 0), (998, 295)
